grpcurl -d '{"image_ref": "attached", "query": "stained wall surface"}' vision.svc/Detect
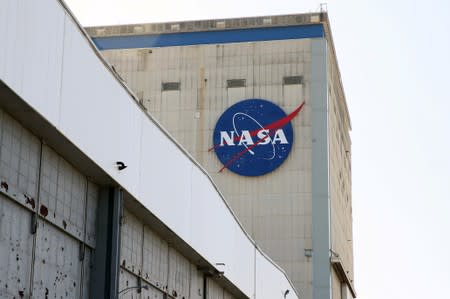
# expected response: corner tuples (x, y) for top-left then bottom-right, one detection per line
(100, 38), (315, 296)
(0, 108), (98, 298)
(95, 20), (354, 299)
(0, 107), (240, 299)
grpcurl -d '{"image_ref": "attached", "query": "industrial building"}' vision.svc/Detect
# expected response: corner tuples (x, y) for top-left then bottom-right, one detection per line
(86, 10), (355, 299)
(0, 0), (300, 298)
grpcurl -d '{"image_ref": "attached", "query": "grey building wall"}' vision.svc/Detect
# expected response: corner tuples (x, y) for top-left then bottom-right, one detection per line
(0, 107), (238, 299)
(0, 108), (98, 298)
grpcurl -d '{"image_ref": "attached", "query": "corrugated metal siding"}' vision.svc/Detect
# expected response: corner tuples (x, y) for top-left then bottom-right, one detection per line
(81, 247), (92, 298)
(121, 209), (144, 276)
(0, 108), (99, 298)
(39, 145), (87, 240)
(32, 219), (82, 298)
(119, 207), (238, 299)
(0, 111), (40, 205)
(207, 277), (224, 299)
(168, 248), (190, 298)
(189, 264), (203, 299)
(143, 226), (168, 289)
(0, 194), (34, 298)
(119, 268), (139, 298)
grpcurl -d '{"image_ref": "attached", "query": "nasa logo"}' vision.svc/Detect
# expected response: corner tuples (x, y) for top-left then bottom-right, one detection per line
(210, 99), (305, 176)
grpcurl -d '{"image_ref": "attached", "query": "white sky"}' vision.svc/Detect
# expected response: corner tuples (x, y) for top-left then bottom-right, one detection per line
(64, 0), (450, 298)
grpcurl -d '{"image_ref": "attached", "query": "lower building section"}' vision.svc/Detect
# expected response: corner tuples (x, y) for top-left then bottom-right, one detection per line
(0, 109), (97, 298)
(118, 208), (236, 299)
(0, 105), (239, 299)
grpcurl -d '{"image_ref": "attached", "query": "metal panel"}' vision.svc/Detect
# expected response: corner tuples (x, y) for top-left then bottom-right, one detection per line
(189, 265), (203, 299)
(0, 111), (40, 204)
(39, 145), (87, 240)
(0, 0), (66, 125)
(31, 219), (82, 298)
(85, 181), (99, 248)
(59, 15), (144, 196)
(81, 247), (92, 299)
(143, 226), (168, 290)
(118, 270), (165, 299)
(119, 268), (139, 299)
(255, 250), (296, 299)
(140, 283), (165, 299)
(138, 122), (193, 242)
(168, 248), (190, 299)
(190, 166), (255, 296)
(121, 209), (143, 276)
(0, 194), (34, 298)
(0, 107), (97, 298)
(207, 278), (223, 299)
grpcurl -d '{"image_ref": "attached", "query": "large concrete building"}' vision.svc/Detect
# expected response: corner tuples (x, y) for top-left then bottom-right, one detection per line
(87, 12), (355, 299)
(0, 0), (300, 298)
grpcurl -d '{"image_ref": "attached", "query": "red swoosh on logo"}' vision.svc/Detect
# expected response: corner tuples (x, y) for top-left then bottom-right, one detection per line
(211, 101), (306, 172)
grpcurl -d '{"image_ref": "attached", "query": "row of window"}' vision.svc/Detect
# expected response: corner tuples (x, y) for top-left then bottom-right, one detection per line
(161, 76), (303, 91)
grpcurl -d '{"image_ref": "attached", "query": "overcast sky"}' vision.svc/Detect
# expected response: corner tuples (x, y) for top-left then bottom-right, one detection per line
(64, 0), (450, 298)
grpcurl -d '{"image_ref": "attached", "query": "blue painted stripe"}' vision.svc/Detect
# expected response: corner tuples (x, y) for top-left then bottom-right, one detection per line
(92, 24), (324, 50)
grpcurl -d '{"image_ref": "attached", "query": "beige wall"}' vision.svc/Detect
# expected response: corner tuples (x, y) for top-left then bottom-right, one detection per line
(328, 44), (354, 296)
(101, 36), (352, 298)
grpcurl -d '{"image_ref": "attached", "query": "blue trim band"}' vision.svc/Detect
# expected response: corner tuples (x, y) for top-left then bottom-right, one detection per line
(92, 24), (324, 50)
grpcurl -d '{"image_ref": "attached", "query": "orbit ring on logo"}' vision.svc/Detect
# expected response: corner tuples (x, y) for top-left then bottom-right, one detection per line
(210, 99), (305, 176)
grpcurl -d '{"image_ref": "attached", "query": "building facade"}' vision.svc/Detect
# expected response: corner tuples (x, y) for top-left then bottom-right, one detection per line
(0, 1), (300, 298)
(87, 13), (355, 299)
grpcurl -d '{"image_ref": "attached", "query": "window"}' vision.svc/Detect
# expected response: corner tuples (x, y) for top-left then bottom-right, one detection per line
(226, 79), (246, 88)
(161, 82), (181, 91)
(283, 76), (303, 85)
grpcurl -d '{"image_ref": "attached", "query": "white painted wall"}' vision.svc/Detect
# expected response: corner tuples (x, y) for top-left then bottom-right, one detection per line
(0, 0), (298, 298)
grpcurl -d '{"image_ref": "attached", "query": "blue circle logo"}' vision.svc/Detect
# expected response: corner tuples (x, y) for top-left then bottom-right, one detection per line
(211, 99), (304, 176)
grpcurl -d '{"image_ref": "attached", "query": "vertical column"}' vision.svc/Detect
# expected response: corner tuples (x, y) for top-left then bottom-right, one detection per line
(311, 38), (331, 299)
(90, 187), (122, 299)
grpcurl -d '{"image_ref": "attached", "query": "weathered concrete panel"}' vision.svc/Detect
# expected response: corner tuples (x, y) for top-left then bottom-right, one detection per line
(143, 226), (169, 290)
(0, 194), (33, 298)
(32, 219), (82, 298)
(39, 145), (87, 240)
(0, 111), (40, 205)
(168, 248), (191, 298)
